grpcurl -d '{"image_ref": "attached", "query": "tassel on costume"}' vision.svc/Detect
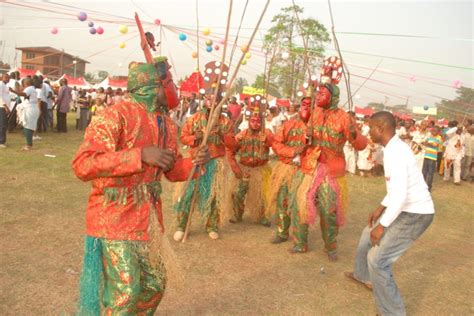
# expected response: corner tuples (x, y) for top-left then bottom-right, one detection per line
(78, 236), (103, 316)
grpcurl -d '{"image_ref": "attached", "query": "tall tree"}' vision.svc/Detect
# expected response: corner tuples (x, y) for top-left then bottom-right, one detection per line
(436, 86), (474, 121)
(263, 5), (330, 99)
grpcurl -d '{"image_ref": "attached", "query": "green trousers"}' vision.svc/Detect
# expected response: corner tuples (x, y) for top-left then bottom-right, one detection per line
(275, 183), (290, 239)
(101, 239), (166, 315)
(176, 198), (219, 233)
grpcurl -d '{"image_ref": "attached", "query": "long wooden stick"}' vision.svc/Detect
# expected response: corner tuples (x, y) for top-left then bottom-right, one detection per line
(181, 0), (234, 242)
(178, 0), (271, 241)
(135, 13), (153, 63)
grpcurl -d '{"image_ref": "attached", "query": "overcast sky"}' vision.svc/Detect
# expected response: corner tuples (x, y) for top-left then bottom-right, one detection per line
(0, 0), (472, 111)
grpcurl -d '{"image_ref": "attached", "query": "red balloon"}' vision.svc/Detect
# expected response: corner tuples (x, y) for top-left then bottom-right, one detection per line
(96, 27), (104, 35)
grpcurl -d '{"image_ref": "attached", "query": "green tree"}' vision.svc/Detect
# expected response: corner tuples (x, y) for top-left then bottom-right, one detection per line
(231, 77), (248, 95)
(252, 73), (281, 98)
(263, 5), (330, 99)
(98, 70), (109, 81)
(84, 72), (96, 83)
(436, 86), (474, 121)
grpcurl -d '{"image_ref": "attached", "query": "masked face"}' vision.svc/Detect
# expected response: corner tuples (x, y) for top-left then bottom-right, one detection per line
(249, 115), (261, 131)
(299, 98), (312, 122)
(316, 86), (332, 109)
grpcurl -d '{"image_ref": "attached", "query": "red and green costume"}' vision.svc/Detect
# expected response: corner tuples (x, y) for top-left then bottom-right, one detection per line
(73, 61), (189, 314)
(228, 122), (274, 225)
(270, 116), (308, 240)
(289, 83), (367, 256)
(173, 108), (236, 234)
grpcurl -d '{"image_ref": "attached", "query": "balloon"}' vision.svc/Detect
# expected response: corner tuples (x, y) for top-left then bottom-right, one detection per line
(453, 80), (461, 88)
(202, 27), (210, 36)
(219, 39), (226, 45)
(50, 27), (58, 35)
(154, 19), (161, 25)
(240, 45), (249, 53)
(96, 27), (104, 35)
(192, 51), (198, 59)
(88, 21), (94, 27)
(89, 27), (96, 35)
(409, 76), (416, 82)
(206, 46), (213, 53)
(119, 42), (126, 49)
(77, 12), (87, 22)
(205, 39), (213, 46)
(118, 63), (123, 68)
(119, 25), (128, 34)
(282, 52), (290, 60)
(423, 105), (429, 111)
(179, 33), (187, 41)
(214, 45), (220, 51)
(241, 59), (247, 65)
(245, 52), (251, 59)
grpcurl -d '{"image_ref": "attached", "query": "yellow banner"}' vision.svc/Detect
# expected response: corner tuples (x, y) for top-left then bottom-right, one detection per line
(242, 86), (265, 95)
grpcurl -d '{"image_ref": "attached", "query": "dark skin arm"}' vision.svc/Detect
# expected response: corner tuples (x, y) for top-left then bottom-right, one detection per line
(141, 145), (211, 172)
(368, 205), (386, 246)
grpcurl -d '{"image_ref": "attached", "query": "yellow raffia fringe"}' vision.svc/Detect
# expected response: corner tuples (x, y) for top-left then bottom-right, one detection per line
(240, 164), (272, 221)
(267, 161), (298, 218)
(336, 176), (349, 214)
(295, 173), (313, 223)
(148, 204), (184, 289)
(214, 157), (236, 226)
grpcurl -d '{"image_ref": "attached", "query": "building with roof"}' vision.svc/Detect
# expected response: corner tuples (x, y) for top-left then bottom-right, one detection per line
(16, 46), (89, 79)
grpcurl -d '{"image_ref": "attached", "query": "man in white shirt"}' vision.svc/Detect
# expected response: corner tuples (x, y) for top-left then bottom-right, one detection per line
(443, 124), (464, 184)
(0, 72), (11, 148)
(461, 119), (473, 181)
(345, 111), (434, 316)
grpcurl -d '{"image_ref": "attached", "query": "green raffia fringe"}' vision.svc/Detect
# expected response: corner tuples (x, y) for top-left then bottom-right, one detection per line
(174, 159), (217, 218)
(103, 182), (162, 206)
(77, 236), (103, 316)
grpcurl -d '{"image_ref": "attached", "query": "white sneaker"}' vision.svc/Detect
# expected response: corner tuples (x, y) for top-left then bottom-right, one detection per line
(208, 231), (219, 240)
(33, 136), (42, 140)
(173, 230), (185, 242)
(0, 144), (6, 148)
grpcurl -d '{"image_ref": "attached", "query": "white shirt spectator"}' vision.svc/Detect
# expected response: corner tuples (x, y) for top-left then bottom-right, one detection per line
(0, 80), (9, 109)
(379, 135), (434, 227)
(444, 127), (464, 160)
(43, 82), (54, 109)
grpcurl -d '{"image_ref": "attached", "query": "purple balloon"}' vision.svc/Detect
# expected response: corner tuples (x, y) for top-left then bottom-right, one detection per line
(78, 12), (87, 22)
(89, 27), (96, 35)
(88, 21), (94, 27)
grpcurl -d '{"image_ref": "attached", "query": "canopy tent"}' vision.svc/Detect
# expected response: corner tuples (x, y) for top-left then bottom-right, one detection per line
(354, 106), (374, 117)
(53, 74), (92, 89)
(179, 72), (204, 97)
(276, 99), (292, 108)
(95, 77), (127, 89)
(11, 67), (43, 78)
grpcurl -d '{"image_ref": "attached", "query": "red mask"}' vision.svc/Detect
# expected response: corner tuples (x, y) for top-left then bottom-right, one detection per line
(299, 98), (312, 122)
(316, 86), (332, 109)
(155, 60), (179, 110)
(249, 115), (261, 131)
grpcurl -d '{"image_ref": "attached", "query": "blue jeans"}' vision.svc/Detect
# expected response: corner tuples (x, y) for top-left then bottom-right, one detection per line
(422, 158), (436, 190)
(0, 107), (7, 144)
(353, 212), (434, 316)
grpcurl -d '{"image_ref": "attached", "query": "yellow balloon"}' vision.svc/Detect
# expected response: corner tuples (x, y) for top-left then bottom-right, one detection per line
(119, 25), (128, 34)
(191, 51), (198, 59)
(241, 59), (247, 65)
(119, 42), (126, 49)
(240, 45), (249, 53)
(202, 27), (210, 36)
(245, 52), (251, 59)
(205, 39), (213, 46)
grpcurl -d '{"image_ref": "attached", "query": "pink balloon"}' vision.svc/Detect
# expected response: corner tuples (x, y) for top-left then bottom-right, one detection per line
(51, 27), (58, 35)
(453, 80), (461, 88)
(78, 12), (87, 22)
(219, 39), (226, 45)
(96, 27), (104, 35)
(154, 19), (161, 25)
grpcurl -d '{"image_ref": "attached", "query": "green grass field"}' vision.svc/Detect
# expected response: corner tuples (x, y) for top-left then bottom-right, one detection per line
(0, 118), (473, 315)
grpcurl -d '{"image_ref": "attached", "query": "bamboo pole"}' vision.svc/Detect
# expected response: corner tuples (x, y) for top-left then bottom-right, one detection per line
(179, 0), (271, 241)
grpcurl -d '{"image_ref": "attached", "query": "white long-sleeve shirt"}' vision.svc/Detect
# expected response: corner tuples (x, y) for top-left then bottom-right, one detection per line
(379, 135), (434, 227)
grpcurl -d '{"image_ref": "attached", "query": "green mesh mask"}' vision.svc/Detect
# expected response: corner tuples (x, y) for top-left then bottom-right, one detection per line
(127, 62), (159, 112)
(330, 85), (340, 109)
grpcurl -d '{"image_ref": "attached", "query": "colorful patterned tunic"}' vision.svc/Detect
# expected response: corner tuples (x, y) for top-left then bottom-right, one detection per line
(272, 118), (307, 165)
(72, 101), (193, 241)
(233, 128), (273, 167)
(302, 107), (367, 176)
(180, 110), (236, 158)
